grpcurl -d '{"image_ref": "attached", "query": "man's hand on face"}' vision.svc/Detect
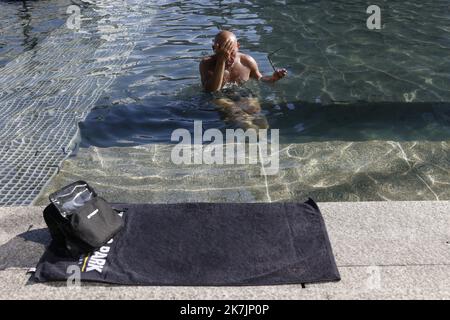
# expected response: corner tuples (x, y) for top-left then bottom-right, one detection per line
(272, 68), (288, 81)
(214, 39), (235, 63)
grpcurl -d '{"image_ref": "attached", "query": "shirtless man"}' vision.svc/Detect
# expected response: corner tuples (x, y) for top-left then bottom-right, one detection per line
(199, 30), (287, 129)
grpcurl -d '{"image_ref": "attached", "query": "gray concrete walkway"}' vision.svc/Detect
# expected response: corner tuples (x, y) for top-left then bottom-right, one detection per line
(1, 201), (449, 299)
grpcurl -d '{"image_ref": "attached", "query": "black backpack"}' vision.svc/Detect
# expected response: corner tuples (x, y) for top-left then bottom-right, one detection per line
(43, 181), (124, 257)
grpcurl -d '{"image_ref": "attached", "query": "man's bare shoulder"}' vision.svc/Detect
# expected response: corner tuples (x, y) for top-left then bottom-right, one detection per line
(200, 56), (214, 68)
(239, 53), (258, 68)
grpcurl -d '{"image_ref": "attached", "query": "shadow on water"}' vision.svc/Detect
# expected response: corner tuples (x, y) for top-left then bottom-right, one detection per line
(80, 94), (450, 148)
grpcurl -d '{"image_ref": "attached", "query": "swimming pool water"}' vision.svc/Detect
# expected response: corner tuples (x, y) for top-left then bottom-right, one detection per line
(0, 0), (72, 68)
(79, 0), (450, 146)
(1, 0), (450, 203)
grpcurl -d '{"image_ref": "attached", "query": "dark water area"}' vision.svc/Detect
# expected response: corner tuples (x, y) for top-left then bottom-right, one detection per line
(0, 0), (72, 68)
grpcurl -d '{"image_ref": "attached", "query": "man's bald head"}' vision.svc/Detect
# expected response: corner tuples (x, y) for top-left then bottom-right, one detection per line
(214, 30), (237, 46)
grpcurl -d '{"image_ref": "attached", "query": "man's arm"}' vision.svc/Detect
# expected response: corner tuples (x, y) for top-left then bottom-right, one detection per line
(200, 58), (226, 92)
(200, 39), (235, 92)
(246, 55), (287, 83)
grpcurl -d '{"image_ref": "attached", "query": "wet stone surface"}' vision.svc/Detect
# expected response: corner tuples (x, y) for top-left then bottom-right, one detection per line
(35, 140), (450, 204)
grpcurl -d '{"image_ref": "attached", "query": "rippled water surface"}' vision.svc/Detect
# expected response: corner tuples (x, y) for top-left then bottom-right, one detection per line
(79, 0), (450, 146)
(1, 0), (450, 203)
(0, 0), (71, 67)
(1, 0), (450, 145)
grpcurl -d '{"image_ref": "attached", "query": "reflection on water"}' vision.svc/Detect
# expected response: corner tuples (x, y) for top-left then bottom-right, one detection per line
(0, 0), (71, 67)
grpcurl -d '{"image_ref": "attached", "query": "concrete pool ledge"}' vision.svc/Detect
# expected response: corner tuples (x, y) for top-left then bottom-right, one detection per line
(0, 201), (449, 300)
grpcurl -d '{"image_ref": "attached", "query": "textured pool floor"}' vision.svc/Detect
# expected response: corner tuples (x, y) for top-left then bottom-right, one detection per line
(35, 140), (450, 204)
(0, 0), (155, 205)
